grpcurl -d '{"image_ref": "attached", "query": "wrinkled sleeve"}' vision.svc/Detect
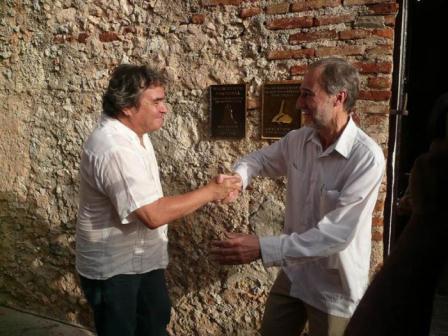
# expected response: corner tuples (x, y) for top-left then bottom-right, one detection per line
(233, 135), (290, 189)
(97, 148), (161, 224)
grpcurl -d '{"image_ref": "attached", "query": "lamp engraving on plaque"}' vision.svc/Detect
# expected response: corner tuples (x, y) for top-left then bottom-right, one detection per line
(261, 81), (301, 139)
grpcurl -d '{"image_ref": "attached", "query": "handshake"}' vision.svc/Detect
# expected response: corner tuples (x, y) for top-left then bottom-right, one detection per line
(206, 173), (242, 204)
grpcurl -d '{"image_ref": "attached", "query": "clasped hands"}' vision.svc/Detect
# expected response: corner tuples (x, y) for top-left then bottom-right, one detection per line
(207, 173), (261, 265)
(215, 173), (242, 204)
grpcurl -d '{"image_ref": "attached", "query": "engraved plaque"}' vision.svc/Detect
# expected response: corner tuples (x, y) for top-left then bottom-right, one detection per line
(209, 84), (246, 139)
(261, 81), (301, 139)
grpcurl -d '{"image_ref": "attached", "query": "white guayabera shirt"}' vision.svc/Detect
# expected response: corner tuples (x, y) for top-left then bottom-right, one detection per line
(234, 118), (385, 318)
(76, 116), (168, 280)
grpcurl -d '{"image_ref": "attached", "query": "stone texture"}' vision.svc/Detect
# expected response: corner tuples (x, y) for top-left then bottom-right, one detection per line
(0, 0), (396, 335)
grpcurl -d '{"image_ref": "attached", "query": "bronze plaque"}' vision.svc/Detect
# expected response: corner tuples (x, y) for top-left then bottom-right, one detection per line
(209, 84), (246, 139)
(261, 81), (301, 139)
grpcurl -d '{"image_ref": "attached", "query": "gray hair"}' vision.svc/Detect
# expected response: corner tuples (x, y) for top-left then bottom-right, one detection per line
(102, 64), (167, 118)
(309, 57), (360, 112)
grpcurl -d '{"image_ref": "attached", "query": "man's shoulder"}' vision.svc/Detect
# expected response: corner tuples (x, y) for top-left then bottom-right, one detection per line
(352, 127), (384, 164)
(83, 123), (133, 157)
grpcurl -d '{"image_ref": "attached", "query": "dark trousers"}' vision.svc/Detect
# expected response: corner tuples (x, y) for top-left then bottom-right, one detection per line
(80, 269), (171, 336)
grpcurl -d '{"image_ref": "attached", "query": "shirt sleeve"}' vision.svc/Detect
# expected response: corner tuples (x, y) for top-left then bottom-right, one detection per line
(97, 148), (161, 224)
(260, 151), (385, 267)
(233, 133), (291, 189)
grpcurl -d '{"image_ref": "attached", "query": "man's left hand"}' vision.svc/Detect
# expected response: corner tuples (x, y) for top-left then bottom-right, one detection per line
(210, 232), (261, 265)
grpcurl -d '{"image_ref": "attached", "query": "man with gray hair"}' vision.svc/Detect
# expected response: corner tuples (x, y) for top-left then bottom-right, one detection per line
(212, 58), (385, 336)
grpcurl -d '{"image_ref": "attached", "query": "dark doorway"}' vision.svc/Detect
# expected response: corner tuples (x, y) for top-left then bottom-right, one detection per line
(388, 0), (448, 250)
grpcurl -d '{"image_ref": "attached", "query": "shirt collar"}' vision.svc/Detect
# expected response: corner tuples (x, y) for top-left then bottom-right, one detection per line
(332, 117), (357, 158)
(100, 114), (142, 145)
(306, 117), (358, 159)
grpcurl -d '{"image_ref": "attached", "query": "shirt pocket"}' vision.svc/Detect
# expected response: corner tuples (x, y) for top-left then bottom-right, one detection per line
(319, 189), (340, 218)
(288, 163), (307, 200)
(288, 162), (306, 188)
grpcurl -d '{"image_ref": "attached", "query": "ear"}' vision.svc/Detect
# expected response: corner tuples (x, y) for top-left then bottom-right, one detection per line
(122, 106), (134, 117)
(334, 90), (347, 108)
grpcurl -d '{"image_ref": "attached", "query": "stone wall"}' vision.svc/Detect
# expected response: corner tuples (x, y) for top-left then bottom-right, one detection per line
(0, 0), (397, 334)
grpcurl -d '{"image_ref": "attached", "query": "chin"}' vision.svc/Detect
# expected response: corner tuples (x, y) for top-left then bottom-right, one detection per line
(310, 120), (324, 130)
(155, 120), (165, 130)
(148, 124), (163, 132)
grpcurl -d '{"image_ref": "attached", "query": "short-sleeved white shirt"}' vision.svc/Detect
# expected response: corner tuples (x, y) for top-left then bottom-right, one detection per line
(76, 115), (168, 280)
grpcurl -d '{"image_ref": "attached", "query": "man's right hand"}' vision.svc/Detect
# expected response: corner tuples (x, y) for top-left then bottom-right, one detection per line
(204, 174), (241, 202)
(216, 173), (242, 203)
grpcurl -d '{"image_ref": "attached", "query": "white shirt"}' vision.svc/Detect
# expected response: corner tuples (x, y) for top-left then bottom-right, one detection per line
(234, 118), (385, 317)
(76, 116), (168, 280)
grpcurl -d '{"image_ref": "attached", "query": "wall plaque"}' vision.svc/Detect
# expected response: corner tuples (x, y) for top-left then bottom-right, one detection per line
(261, 81), (301, 139)
(209, 84), (246, 139)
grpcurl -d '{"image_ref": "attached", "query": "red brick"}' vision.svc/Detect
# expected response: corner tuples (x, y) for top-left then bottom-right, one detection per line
(191, 14), (205, 24)
(339, 29), (370, 40)
(240, 7), (262, 18)
(355, 103), (390, 114)
(265, 2), (290, 14)
(291, 0), (340, 12)
(290, 64), (308, 75)
(316, 45), (365, 57)
(201, 0), (242, 5)
(373, 27), (394, 39)
(314, 14), (355, 26)
(353, 62), (392, 74)
(372, 215), (383, 227)
(366, 44), (394, 56)
(374, 199), (386, 213)
(268, 48), (315, 60)
(364, 114), (389, 132)
(384, 15), (397, 27)
(77, 32), (89, 43)
(339, 28), (394, 40)
(99, 31), (119, 42)
(266, 16), (314, 30)
(351, 111), (361, 126)
(359, 90), (391, 101)
(367, 77), (391, 90)
(368, 2), (399, 14)
(289, 30), (337, 44)
(372, 230), (383, 242)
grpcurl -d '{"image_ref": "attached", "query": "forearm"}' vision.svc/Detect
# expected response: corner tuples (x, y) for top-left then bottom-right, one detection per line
(135, 185), (214, 229)
(259, 227), (351, 267)
(234, 141), (287, 188)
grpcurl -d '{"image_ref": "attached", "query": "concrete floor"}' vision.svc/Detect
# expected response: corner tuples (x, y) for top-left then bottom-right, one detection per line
(0, 306), (94, 336)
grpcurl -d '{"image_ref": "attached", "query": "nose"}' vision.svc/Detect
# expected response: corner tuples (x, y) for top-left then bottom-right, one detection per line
(160, 102), (168, 114)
